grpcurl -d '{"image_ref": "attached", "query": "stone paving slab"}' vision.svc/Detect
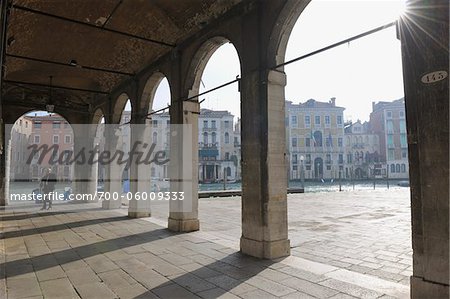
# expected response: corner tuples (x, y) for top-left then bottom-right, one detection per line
(0, 189), (411, 298)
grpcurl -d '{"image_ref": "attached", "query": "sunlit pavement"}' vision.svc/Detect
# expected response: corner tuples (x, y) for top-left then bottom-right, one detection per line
(1, 189), (411, 298)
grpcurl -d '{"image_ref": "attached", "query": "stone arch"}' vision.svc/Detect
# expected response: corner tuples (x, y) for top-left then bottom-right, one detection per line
(184, 36), (242, 97)
(112, 93), (131, 124)
(268, 0), (312, 68)
(140, 71), (171, 112)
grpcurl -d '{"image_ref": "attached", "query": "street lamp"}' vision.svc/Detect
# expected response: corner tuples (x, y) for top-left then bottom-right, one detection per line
(300, 155), (305, 190)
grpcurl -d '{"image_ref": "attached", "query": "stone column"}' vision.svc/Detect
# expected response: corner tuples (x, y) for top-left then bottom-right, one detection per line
(240, 68), (290, 259)
(71, 125), (95, 202)
(128, 117), (151, 218)
(168, 100), (199, 232)
(399, 1), (449, 297)
(102, 124), (123, 209)
(1, 124), (9, 206)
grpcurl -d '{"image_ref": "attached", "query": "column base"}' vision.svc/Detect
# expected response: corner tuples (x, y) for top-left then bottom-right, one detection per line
(240, 237), (290, 259)
(128, 211), (151, 218)
(411, 276), (449, 298)
(168, 218), (200, 232)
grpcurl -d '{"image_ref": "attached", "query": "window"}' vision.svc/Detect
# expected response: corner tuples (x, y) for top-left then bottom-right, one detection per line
(325, 137), (331, 147)
(292, 137), (297, 147)
(339, 154), (343, 164)
(305, 154), (311, 164)
(53, 135), (59, 144)
(211, 132), (217, 144)
(305, 138), (310, 147)
(34, 121), (42, 129)
(291, 115), (297, 126)
(391, 164), (396, 173)
(211, 120), (216, 129)
(313, 131), (322, 147)
(64, 122), (69, 128)
(306, 165), (311, 170)
(225, 152), (230, 160)
(396, 164), (400, 173)
(151, 167), (156, 177)
(53, 121), (61, 129)
(402, 150), (408, 158)
(25, 121), (28, 128)
(225, 132), (230, 144)
(399, 111), (405, 118)
(224, 121), (230, 128)
(203, 132), (208, 144)
(315, 115), (320, 125)
(337, 115), (343, 126)
(388, 150), (395, 160)
(387, 120), (394, 134)
(152, 132), (158, 143)
(387, 111), (392, 118)
(305, 116), (311, 128)
(400, 120), (406, 133)
(293, 165), (298, 171)
(400, 134), (407, 148)
(401, 164), (406, 173)
(152, 120), (158, 127)
(64, 135), (71, 144)
(347, 153), (352, 164)
(166, 120), (170, 125)
(292, 154), (298, 164)
(326, 154), (331, 163)
(325, 115), (330, 126)
(203, 120), (208, 128)
(34, 135), (40, 144)
(387, 135), (394, 148)
(338, 138), (343, 147)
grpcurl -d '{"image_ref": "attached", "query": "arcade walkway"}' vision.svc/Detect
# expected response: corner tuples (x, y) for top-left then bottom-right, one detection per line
(1, 190), (411, 298)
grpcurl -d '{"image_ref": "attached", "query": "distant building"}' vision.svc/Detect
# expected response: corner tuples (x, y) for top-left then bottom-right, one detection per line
(286, 98), (345, 180)
(369, 98), (409, 179)
(8, 116), (33, 180)
(28, 114), (74, 181)
(149, 109), (241, 183)
(344, 120), (382, 179)
(198, 109), (239, 183)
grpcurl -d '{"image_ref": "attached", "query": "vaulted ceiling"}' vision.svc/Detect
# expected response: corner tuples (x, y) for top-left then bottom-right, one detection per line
(3, 0), (242, 111)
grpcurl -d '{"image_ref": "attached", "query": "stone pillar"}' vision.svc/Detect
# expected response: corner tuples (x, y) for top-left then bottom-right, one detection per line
(240, 68), (290, 259)
(168, 100), (199, 232)
(399, 1), (449, 297)
(102, 124), (123, 209)
(71, 126), (92, 202)
(128, 118), (151, 218)
(0, 123), (9, 206)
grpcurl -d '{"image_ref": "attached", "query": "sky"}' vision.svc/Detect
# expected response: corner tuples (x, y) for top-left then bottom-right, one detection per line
(137, 0), (407, 122)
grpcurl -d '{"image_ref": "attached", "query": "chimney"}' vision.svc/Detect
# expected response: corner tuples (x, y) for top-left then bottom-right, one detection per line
(372, 101), (376, 111)
(330, 97), (336, 106)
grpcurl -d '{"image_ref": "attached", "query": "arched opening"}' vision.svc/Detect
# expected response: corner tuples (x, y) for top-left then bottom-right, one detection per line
(275, 0), (412, 290)
(6, 111), (75, 206)
(144, 75), (171, 193)
(184, 38), (241, 234)
(191, 39), (241, 187)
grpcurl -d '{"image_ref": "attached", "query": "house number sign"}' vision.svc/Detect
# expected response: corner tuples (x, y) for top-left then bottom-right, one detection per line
(421, 70), (448, 84)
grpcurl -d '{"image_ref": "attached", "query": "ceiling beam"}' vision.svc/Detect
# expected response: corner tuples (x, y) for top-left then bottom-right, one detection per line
(12, 4), (176, 48)
(102, 0), (123, 28)
(6, 53), (134, 76)
(4, 79), (109, 94)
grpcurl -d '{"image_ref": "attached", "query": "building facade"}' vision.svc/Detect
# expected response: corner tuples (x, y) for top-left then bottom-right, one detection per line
(286, 98), (345, 180)
(10, 114), (75, 181)
(344, 120), (382, 179)
(8, 116), (33, 181)
(198, 109), (239, 183)
(369, 98), (409, 179)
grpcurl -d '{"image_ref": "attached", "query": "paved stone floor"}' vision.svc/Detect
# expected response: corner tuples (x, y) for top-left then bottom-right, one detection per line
(1, 189), (411, 298)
